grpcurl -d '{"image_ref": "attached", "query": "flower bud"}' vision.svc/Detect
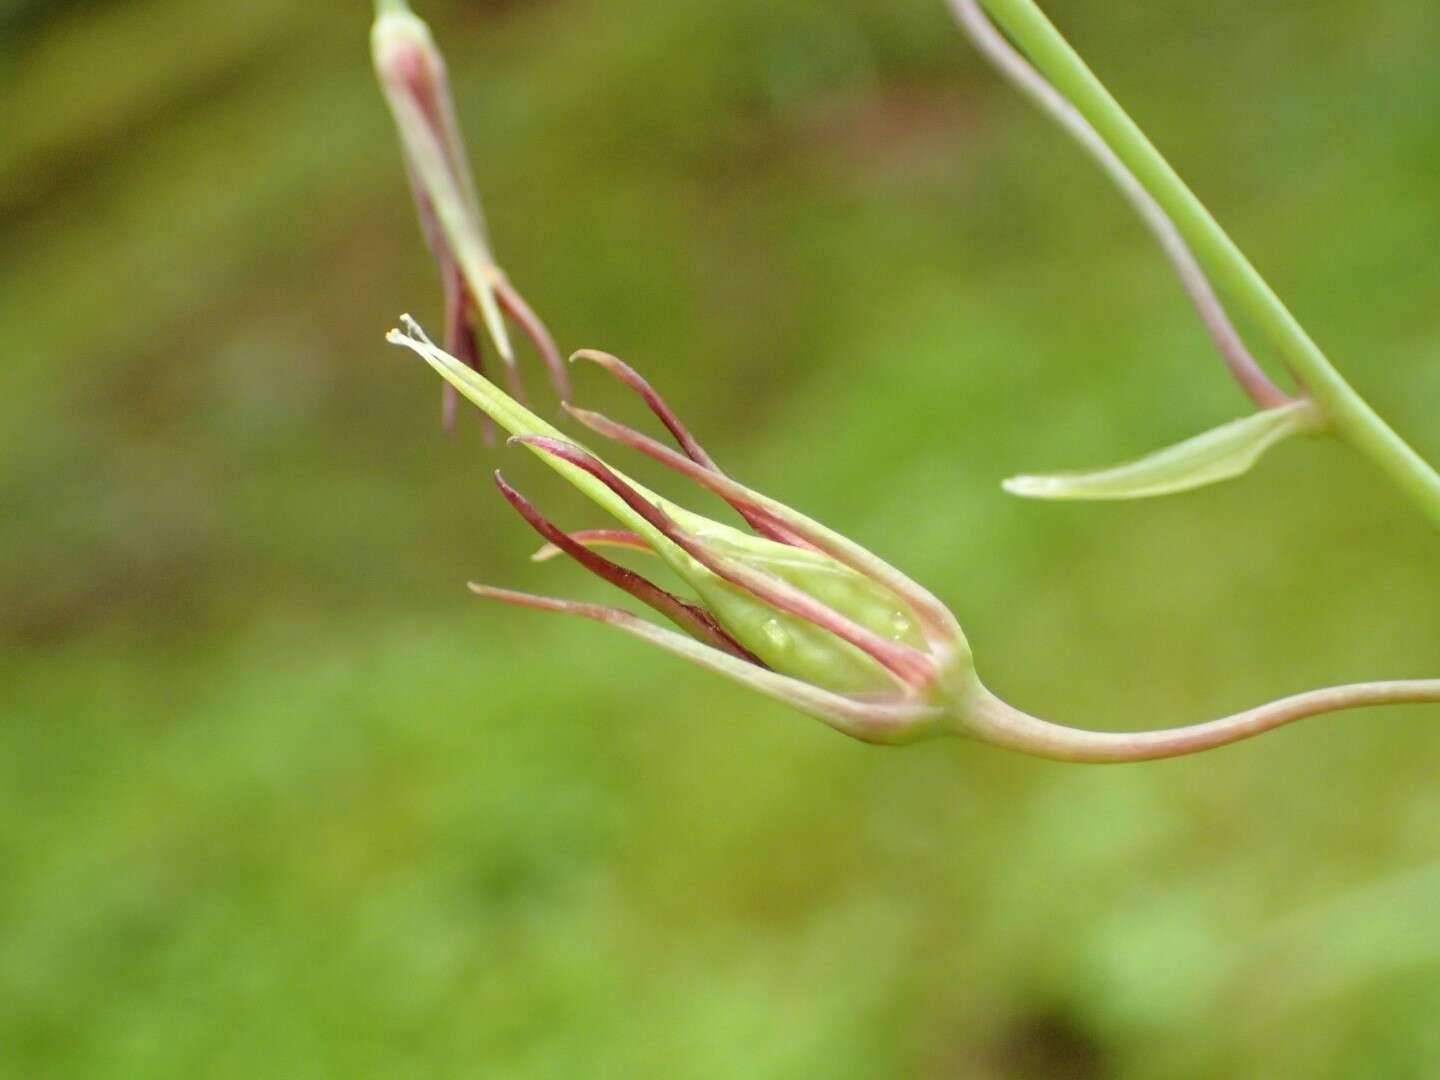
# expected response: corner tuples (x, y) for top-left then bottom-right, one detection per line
(388, 317), (976, 744)
(372, 1), (568, 429)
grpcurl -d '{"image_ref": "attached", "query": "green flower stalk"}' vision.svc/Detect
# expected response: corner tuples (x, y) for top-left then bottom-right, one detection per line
(388, 319), (1440, 759)
(955, 0), (1440, 525)
(372, 0), (568, 434)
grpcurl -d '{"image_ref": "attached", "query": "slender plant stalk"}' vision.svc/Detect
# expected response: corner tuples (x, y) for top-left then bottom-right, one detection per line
(948, 0), (1289, 410)
(979, 0), (1440, 530)
(966, 680), (1440, 763)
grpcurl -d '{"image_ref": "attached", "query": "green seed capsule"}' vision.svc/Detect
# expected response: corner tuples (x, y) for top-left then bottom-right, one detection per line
(672, 522), (928, 694)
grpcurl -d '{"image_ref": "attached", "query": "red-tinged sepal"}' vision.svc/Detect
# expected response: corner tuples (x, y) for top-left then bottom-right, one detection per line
(492, 471), (760, 663)
(468, 584), (949, 745)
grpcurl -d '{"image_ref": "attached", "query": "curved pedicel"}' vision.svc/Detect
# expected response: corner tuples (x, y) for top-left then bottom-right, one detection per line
(388, 319), (1440, 758)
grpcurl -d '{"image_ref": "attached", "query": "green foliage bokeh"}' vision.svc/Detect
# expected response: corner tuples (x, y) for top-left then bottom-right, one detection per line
(2, 0), (1439, 1075)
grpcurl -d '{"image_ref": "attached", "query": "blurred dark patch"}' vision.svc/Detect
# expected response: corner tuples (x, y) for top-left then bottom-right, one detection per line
(698, 80), (981, 184)
(946, 1008), (1109, 1080)
(447, 0), (558, 23)
(0, 0), (107, 51)
(1, 546), (215, 649)
(1, 44), (284, 237)
(0, 439), (220, 648)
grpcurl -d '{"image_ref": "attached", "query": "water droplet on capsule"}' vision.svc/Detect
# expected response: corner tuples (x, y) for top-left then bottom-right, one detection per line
(761, 618), (790, 650)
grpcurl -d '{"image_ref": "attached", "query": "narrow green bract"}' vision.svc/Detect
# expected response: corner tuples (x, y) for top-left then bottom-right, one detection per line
(1004, 401), (1323, 501)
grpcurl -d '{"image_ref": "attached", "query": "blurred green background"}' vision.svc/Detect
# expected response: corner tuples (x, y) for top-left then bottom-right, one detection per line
(3, 0), (1439, 1075)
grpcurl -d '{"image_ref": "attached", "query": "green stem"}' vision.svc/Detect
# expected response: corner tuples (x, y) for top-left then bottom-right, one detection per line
(980, 0), (1440, 531)
(966, 679), (1440, 764)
